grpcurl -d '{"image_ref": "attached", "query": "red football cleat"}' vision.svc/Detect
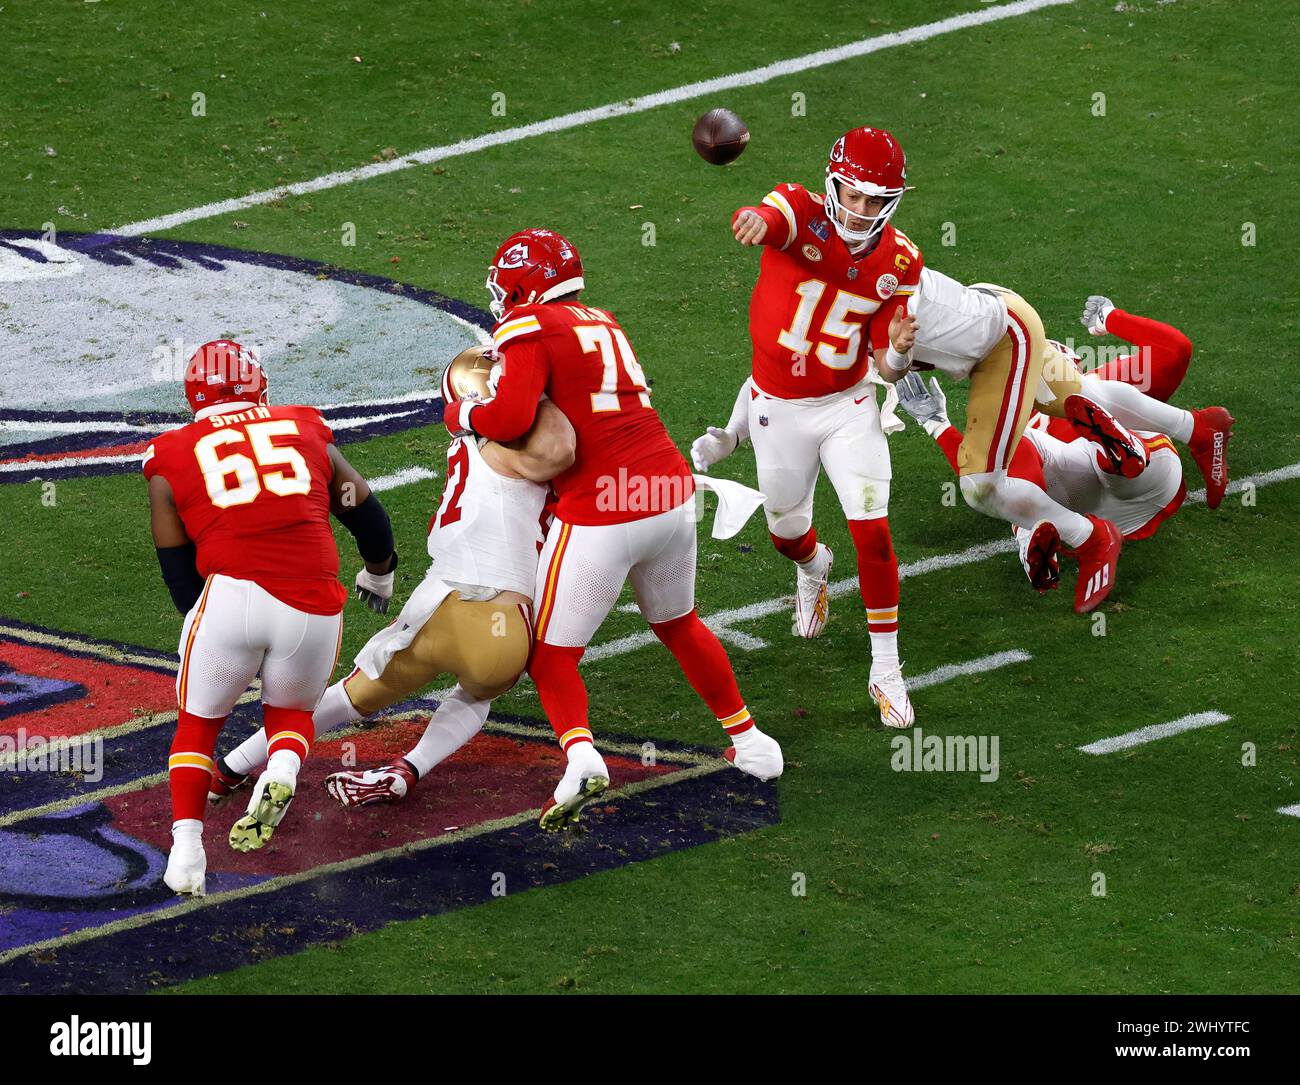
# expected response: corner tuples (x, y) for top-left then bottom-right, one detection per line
(1065, 515), (1122, 614)
(1023, 521), (1061, 595)
(207, 757), (249, 806)
(1188, 406), (1234, 509)
(1064, 395), (1147, 479)
(324, 759), (419, 809)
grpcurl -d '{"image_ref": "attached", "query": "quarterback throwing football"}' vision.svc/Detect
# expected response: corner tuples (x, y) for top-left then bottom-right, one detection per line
(697, 126), (921, 727)
(144, 341), (397, 895)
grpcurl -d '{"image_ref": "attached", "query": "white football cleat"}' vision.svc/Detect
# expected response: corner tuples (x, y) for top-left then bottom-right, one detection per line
(539, 743), (609, 832)
(163, 828), (207, 897)
(325, 761), (418, 809)
(792, 544), (833, 638)
(228, 760), (297, 853)
(869, 664), (915, 729)
(1080, 295), (1115, 336)
(724, 726), (783, 781)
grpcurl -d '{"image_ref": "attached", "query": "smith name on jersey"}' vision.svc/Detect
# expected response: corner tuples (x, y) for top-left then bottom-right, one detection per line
(142, 403), (346, 615)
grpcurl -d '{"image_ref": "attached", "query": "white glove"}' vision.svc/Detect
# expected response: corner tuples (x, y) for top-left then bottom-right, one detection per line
(355, 566), (395, 614)
(691, 426), (739, 473)
(896, 372), (951, 438)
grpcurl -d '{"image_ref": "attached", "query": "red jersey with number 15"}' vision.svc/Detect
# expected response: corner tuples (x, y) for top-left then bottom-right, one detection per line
(741, 182), (923, 399)
(142, 403), (347, 615)
(487, 302), (694, 526)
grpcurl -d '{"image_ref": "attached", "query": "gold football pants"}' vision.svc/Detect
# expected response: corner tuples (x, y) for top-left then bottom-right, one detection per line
(344, 592), (532, 713)
(958, 291), (1084, 477)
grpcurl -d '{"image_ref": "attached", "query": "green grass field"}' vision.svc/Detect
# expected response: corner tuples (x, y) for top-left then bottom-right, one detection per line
(3, 0), (1299, 993)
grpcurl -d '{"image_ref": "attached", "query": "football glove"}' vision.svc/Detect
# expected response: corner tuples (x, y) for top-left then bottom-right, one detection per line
(355, 554), (397, 615)
(1081, 295), (1115, 336)
(691, 426), (740, 473)
(896, 373), (951, 438)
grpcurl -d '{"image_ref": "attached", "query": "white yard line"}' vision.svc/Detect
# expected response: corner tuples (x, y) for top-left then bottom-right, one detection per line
(369, 465), (438, 493)
(111, 0), (1074, 236)
(908, 650), (1032, 691)
(1277, 804), (1300, 818)
(1077, 711), (1231, 755)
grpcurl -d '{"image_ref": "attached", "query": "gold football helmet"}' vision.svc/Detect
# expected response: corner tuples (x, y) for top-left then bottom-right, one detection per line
(440, 345), (498, 404)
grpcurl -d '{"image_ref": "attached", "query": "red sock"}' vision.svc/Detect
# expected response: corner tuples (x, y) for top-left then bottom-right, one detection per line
(1093, 310), (1192, 402)
(1008, 435), (1047, 489)
(264, 705), (314, 764)
(935, 425), (962, 474)
(650, 610), (753, 736)
(847, 517), (900, 663)
(168, 710), (225, 823)
(529, 642), (592, 750)
(770, 526), (818, 563)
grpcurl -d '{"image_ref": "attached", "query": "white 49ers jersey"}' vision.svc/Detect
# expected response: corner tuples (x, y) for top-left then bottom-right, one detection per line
(910, 267), (1009, 380)
(427, 436), (547, 597)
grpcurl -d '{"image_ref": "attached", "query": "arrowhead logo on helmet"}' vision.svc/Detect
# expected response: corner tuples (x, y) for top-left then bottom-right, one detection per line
(485, 228), (585, 321)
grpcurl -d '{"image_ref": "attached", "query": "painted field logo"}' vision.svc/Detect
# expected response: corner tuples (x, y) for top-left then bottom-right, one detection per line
(0, 230), (492, 483)
(0, 619), (779, 994)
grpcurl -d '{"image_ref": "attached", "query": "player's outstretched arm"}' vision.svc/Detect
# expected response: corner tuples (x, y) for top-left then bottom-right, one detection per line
(147, 475), (204, 614)
(691, 379), (752, 472)
(328, 445), (399, 614)
(482, 400), (576, 482)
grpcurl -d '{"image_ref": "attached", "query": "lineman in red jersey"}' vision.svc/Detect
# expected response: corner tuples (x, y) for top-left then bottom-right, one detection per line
(443, 229), (783, 830)
(144, 340), (397, 895)
(715, 126), (922, 728)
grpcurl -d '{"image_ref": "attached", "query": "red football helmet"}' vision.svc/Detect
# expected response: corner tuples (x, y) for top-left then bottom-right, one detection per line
(824, 126), (908, 248)
(485, 228), (584, 320)
(184, 340), (268, 414)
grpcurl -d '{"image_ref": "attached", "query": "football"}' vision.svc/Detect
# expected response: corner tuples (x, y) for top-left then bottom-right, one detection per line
(692, 107), (749, 165)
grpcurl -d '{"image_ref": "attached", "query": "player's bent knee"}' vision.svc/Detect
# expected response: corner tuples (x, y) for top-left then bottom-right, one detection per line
(959, 472), (1001, 517)
(341, 672), (392, 718)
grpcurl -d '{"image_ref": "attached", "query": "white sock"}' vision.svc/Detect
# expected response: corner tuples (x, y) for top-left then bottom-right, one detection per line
(404, 686), (491, 778)
(961, 472), (1092, 548)
(797, 543), (831, 580)
(315, 679), (365, 730)
(869, 632), (899, 674)
(223, 680), (361, 777)
(172, 817), (203, 840)
(266, 748), (301, 780)
(1082, 379), (1194, 443)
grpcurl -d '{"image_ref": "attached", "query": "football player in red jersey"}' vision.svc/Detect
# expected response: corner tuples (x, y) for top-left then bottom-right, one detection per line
(144, 340), (397, 895)
(713, 126), (921, 727)
(443, 229), (783, 830)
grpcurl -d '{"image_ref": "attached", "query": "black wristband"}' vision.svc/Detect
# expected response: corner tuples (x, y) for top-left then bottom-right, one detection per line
(155, 543), (205, 615)
(335, 492), (395, 565)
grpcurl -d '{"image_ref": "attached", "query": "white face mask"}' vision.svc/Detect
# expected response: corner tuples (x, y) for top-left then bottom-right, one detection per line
(823, 174), (903, 248)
